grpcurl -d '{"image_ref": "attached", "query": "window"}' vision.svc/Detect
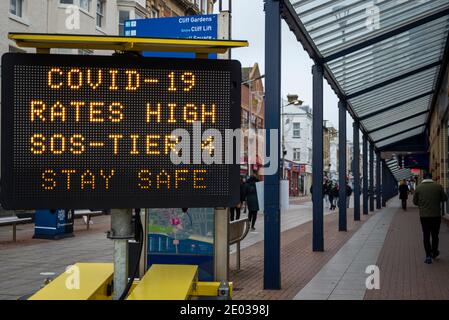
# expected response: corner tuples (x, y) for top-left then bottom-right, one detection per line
(135, 12), (145, 20)
(293, 123), (301, 138)
(119, 10), (130, 36)
(241, 110), (248, 129)
(60, 0), (90, 11)
(96, 0), (105, 28)
(10, 0), (23, 17)
(293, 148), (301, 161)
(150, 9), (159, 18)
(79, 0), (91, 11)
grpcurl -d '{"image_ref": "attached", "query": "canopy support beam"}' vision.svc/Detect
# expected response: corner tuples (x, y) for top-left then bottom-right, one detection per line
(338, 100), (347, 231)
(264, 0), (282, 290)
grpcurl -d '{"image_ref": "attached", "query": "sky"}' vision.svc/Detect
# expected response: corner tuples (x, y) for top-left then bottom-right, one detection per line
(214, 0), (355, 140)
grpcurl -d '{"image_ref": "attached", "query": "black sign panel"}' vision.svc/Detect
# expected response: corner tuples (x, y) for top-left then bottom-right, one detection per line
(1, 53), (241, 209)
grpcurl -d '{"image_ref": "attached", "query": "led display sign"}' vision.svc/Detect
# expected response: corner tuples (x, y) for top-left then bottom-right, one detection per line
(1, 53), (241, 209)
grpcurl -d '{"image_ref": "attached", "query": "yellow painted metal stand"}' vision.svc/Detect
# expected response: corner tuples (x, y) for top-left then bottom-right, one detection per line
(127, 264), (198, 300)
(8, 33), (248, 55)
(29, 263), (114, 300)
(29, 263), (232, 300)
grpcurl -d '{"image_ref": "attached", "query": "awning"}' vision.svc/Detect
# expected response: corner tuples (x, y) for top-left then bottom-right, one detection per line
(283, 0), (449, 150)
(386, 158), (412, 181)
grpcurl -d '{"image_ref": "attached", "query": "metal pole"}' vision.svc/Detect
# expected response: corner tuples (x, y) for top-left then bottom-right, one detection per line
(248, 81), (252, 176)
(109, 209), (134, 300)
(376, 151), (382, 209)
(369, 143), (375, 212)
(338, 100), (347, 231)
(281, 100), (284, 179)
(362, 135), (368, 215)
(263, 0), (281, 290)
(353, 121), (360, 221)
(381, 160), (387, 207)
(312, 63), (324, 251)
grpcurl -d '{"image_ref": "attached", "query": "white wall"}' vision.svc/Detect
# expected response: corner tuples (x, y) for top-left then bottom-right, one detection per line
(283, 104), (313, 166)
(329, 136), (338, 180)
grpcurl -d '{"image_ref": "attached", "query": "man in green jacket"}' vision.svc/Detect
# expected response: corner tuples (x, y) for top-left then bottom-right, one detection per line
(413, 173), (448, 264)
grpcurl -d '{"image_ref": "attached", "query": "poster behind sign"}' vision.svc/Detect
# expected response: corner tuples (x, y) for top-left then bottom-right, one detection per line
(147, 208), (214, 281)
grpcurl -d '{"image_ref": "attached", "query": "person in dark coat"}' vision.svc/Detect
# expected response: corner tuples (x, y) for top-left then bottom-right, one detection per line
(245, 173), (260, 231)
(230, 178), (246, 221)
(346, 183), (353, 208)
(330, 183), (339, 210)
(413, 173), (448, 264)
(399, 179), (409, 210)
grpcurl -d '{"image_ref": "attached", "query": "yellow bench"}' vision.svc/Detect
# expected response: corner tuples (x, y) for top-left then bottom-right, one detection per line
(127, 264), (198, 300)
(29, 263), (113, 300)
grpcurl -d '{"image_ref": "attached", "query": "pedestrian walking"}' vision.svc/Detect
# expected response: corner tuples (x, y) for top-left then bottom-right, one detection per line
(323, 179), (330, 208)
(413, 173), (448, 264)
(230, 178), (246, 221)
(245, 172), (260, 231)
(330, 182), (339, 210)
(346, 182), (352, 208)
(399, 179), (409, 210)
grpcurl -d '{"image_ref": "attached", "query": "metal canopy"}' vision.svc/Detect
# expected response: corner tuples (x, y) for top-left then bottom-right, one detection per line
(386, 158), (411, 181)
(284, 0), (449, 149)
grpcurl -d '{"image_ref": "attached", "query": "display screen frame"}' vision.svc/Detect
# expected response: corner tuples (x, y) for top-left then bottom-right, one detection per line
(1, 53), (241, 209)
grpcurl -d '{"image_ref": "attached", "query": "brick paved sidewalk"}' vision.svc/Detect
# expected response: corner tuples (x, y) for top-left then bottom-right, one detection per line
(0, 215), (111, 249)
(364, 203), (449, 300)
(229, 209), (372, 300)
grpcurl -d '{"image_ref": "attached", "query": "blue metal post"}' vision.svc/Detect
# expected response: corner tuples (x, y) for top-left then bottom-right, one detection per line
(369, 143), (375, 212)
(353, 121), (360, 220)
(381, 160), (387, 207)
(376, 151), (382, 209)
(312, 63), (324, 251)
(362, 135), (368, 215)
(263, 0), (281, 290)
(338, 100), (347, 231)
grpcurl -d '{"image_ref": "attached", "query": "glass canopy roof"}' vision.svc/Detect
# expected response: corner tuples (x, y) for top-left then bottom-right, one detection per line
(285, 0), (449, 151)
(386, 158), (412, 181)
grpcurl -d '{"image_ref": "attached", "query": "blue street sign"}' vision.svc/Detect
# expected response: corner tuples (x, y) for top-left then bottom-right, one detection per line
(124, 14), (218, 59)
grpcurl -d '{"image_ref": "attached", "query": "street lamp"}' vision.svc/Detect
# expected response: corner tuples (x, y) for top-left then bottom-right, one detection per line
(281, 94), (303, 179)
(242, 74), (265, 176)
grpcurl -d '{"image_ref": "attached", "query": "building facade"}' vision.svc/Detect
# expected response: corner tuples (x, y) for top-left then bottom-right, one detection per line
(283, 103), (313, 196)
(323, 121), (337, 179)
(2, 0), (127, 55)
(2, 1), (216, 55)
(241, 63), (265, 177)
(429, 67), (449, 197)
(146, 0), (214, 17)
